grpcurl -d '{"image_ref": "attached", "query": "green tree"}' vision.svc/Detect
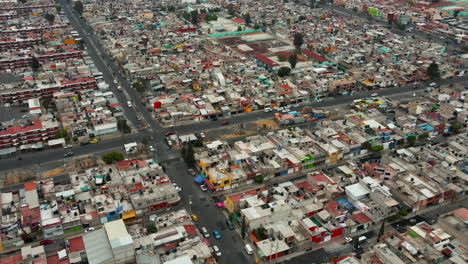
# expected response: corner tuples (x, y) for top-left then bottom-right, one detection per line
(243, 13), (251, 26)
(205, 13), (218, 22)
(30, 57), (41, 72)
(227, 4), (236, 17)
(278, 66), (291, 77)
(427, 62), (440, 80)
(133, 79), (146, 93)
(74, 1), (84, 15)
(293, 33), (304, 52)
(89, 133), (95, 139)
(56, 129), (68, 138)
(418, 133), (429, 141)
(254, 175), (264, 184)
(117, 120), (131, 134)
(190, 10), (199, 25)
(399, 209), (409, 217)
(102, 152), (125, 164)
(406, 135), (416, 146)
(288, 53), (298, 69)
(450, 122), (461, 133)
(19, 0), (26, 3)
(277, 54), (287, 61)
(361, 141), (372, 151)
(370, 145), (384, 152)
(44, 13), (55, 24)
(56, 5), (62, 13)
(237, 26), (242, 31)
(240, 216), (246, 239)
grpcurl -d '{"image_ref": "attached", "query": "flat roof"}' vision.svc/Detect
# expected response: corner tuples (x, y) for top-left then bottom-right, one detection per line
(104, 219), (133, 248)
(83, 229), (113, 264)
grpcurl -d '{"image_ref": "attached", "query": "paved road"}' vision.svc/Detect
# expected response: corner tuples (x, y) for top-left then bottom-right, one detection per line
(2, 77), (463, 172)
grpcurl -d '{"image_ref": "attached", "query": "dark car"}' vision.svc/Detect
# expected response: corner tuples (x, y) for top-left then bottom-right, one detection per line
(80, 141), (90, 146)
(221, 120), (230, 125)
(40, 240), (54, 245)
(225, 220), (235, 230)
(211, 117), (218, 121)
(165, 131), (175, 136)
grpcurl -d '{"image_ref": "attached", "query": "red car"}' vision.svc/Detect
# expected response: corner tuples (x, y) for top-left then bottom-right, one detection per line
(165, 131), (175, 136)
(40, 240), (54, 245)
(221, 120), (230, 125)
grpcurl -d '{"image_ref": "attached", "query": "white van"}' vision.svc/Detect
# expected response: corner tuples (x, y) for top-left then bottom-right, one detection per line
(245, 244), (253, 255)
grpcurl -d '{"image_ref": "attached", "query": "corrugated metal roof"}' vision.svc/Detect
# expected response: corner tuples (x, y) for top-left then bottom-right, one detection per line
(83, 229), (113, 264)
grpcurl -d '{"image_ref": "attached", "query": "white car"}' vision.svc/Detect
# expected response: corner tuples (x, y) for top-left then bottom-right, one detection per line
(200, 132), (206, 138)
(149, 146), (155, 152)
(167, 140), (173, 146)
(127, 101), (132, 107)
(282, 109), (289, 113)
(429, 82), (437, 87)
(172, 182), (182, 192)
(293, 104), (300, 107)
(113, 80), (117, 84)
(201, 227), (210, 238)
(85, 227), (95, 233)
(200, 184), (208, 192)
(371, 93), (378, 97)
(264, 107), (272, 112)
(212, 245), (221, 256)
(345, 237), (353, 243)
(277, 107), (284, 111)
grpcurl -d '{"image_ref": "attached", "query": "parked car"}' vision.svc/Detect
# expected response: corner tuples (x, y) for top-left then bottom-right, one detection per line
(344, 237), (353, 243)
(40, 240), (54, 245)
(212, 245), (221, 257)
(117, 85), (123, 91)
(225, 220), (234, 230)
(149, 146), (155, 152)
(200, 184), (208, 192)
(191, 214), (199, 222)
(85, 227), (95, 233)
(221, 120), (230, 125)
(264, 107), (272, 112)
(188, 168), (196, 176)
(165, 131), (175, 136)
(80, 141), (90, 146)
(201, 227), (209, 238)
(172, 183), (182, 192)
(127, 101), (132, 107)
(199, 132), (206, 138)
(64, 145), (72, 149)
(213, 230), (221, 239)
(429, 82), (437, 87)
(245, 244), (254, 255)
(64, 151), (74, 157)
